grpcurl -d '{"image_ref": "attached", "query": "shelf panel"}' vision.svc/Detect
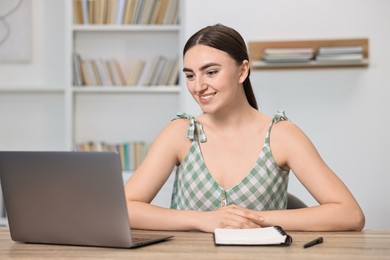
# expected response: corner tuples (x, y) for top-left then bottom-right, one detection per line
(72, 86), (180, 93)
(0, 86), (65, 93)
(251, 59), (369, 70)
(72, 25), (181, 32)
(248, 38), (369, 69)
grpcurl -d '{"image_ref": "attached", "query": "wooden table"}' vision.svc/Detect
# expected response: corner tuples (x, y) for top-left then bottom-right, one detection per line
(1, 227), (389, 259)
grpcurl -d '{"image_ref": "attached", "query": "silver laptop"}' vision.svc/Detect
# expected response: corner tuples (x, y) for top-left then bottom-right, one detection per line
(0, 151), (173, 248)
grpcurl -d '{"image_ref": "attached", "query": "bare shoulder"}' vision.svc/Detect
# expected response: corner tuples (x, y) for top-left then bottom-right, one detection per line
(271, 119), (310, 143)
(153, 117), (192, 155)
(269, 118), (316, 168)
(167, 116), (191, 132)
(158, 117), (190, 141)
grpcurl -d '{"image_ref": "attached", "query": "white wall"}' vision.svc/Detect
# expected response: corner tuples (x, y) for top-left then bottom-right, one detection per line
(0, 0), (67, 151)
(0, 0), (388, 230)
(180, 0), (390, 229)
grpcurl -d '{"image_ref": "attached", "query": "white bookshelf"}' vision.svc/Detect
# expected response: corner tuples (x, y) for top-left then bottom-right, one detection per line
(66, 0), (182, 150)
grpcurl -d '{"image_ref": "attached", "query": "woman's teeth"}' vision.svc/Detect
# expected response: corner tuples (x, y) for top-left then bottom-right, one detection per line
(200, 94), (214, 100)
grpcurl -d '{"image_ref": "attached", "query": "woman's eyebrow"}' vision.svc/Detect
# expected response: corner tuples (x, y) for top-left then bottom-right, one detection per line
(183, 62), (221, 73)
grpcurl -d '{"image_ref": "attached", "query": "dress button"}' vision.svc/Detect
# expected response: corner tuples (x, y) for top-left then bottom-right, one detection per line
(220, 193), (226, 199)
(220, 200), (226, 207)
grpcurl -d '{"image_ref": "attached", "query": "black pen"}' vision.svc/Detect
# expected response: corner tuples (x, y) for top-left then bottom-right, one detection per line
(303, 237), (323, 248)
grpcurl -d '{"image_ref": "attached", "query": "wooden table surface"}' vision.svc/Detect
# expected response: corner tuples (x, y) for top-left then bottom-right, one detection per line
(1, 227), (390, 259)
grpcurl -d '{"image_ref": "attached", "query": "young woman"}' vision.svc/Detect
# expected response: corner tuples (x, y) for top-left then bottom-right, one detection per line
(125, 24), (365, 232)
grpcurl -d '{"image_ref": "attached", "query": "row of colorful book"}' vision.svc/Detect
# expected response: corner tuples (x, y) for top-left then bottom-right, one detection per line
(75, 141), (150, 171)
(73, 0), (179, 25)
(73, 53), (179, 87)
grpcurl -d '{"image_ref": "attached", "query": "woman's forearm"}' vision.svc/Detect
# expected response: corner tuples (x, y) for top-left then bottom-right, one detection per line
(260, 203), (365, 231)
(127, 201), (202, 231)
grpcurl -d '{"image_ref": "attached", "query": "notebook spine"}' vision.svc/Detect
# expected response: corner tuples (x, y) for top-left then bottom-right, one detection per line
(274, 226), (287, 236)
(274, 226), (293, 246)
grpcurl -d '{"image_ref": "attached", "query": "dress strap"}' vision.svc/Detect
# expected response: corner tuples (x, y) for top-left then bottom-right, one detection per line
(173, 112), (207, 143)
(264, 111), (288, 147)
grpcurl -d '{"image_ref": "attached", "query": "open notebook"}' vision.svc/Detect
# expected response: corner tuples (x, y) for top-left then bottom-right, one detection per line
(0, 151), (173, 248)
(214, 226), (292, 246)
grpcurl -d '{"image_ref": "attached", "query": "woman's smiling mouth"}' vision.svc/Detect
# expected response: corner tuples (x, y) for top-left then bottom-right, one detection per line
(199, 93), (216, 101)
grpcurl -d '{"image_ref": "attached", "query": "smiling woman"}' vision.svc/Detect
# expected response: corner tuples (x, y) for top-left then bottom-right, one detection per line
(183, 45), (249, 114)
(125, 24), (365, 233)
(183, 23), (258, 111)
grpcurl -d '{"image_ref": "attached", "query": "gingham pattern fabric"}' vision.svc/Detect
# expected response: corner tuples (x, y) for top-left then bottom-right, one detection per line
(170, 111), (290, 211)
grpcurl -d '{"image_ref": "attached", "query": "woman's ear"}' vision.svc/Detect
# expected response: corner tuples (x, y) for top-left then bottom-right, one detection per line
(239, 60), (250, 84)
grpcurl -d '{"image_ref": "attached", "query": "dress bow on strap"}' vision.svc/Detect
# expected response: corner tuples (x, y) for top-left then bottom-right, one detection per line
(273, 110), (289, 123)
(175, 112), (207, 143)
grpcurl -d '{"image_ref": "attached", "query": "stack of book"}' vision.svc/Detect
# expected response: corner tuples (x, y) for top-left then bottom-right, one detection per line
(261, 48), (314, 63)
(73, 53), (179, 87)
(138, 55), (179, 86)
(315, 46), (364, 63)
(73, 0), (180, 25)
(75, 141), (150, 171)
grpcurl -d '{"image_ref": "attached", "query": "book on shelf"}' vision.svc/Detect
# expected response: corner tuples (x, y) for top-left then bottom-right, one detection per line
(139, 56), (160, 85)
(127, 59), (146, 86)
(315, 45), (364, 63)
(138, 55), (178, 86)
(166, 55), (179, 85)
(80, 60), (92, 85)
(73, 53), (178, 87)
(73, 0), (84, 24)
(317, 45), (363, 55)
(315, 53), (364, 63)
(123, 0), (137, 24)
(95, 59), (114, 85)
(162, 0), (179, 24)
(116, 0), (127, 25)
(73, 0), (180, 25)
(105, 0), (117, 24)
(150, 0), (163, 24)
(88, 0), (95, 24)
(139, 0), (157, 24)
(81, 0), (89, 24)
(150, 56), (168, 85)
(214, 226), (292, 246)
(75, 141), (150, 171)
(72, 53), (83, 86)
(93, 0), (108, 24)
(90, 60), (103, 85)
(262, 48), (314, 63)
(111, 58), (127, 85)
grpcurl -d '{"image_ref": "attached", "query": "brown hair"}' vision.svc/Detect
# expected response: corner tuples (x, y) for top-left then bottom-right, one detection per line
(183, 24), (258, 110)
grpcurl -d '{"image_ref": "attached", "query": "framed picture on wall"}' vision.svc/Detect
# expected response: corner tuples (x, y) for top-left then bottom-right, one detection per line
(0, 0), (31, 63)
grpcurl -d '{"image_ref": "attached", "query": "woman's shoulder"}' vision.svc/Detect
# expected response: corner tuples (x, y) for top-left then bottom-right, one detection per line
(271, 112), (302, 136)
(152, 114), (191, 151)
(163, 114), (191, 134)
(269, 112), (312, 148)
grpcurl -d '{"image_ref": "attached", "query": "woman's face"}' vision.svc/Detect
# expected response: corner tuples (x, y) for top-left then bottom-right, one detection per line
(183, 44), (248, 114)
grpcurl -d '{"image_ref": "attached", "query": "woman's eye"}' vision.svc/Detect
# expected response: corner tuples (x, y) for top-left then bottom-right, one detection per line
(207, 70), (218, 76)
(185, 74), (194, 80)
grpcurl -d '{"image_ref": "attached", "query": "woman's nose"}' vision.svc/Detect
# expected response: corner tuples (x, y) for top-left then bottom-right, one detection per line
(194, 76), (207, 93)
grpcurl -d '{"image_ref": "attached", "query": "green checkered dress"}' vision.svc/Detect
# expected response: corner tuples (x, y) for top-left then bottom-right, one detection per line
(170, 111), (289, 211)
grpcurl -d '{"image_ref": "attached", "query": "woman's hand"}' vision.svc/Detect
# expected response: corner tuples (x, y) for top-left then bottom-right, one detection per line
(197, 204), (265, 232)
